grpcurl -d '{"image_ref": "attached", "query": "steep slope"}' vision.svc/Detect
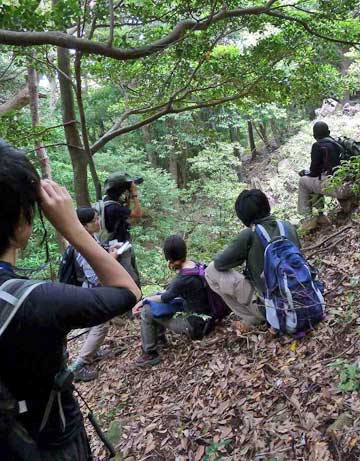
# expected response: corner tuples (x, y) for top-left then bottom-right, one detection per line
(70, 114), (360, 460)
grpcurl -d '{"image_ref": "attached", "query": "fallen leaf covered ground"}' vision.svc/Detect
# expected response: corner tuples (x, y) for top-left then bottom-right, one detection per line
(69, 222), (360, 461)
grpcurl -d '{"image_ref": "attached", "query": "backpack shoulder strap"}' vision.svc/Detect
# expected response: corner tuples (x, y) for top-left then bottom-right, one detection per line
(277, 221), (287, 238)
(255, 224), (271, 248)
(0, 279), (44, 337)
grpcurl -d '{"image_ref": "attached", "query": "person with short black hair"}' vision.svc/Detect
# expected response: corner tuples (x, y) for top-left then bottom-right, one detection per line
(132, 235), (212, 367)
(205, 189), (300, 332)
(0, 140), (140, 459)
(298, 121), (353, 230)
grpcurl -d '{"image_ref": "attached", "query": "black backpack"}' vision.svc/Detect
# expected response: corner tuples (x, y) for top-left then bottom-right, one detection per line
(58, 246), (84, 286)
(337, 136), (360, 162)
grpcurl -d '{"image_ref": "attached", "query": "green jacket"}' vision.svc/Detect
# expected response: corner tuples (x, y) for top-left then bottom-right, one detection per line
(214, 215), (301, 294)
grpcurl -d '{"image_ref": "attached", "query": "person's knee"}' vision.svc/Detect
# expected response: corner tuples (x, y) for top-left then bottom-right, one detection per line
(140, 305), (153, 322)
(298, 175), (309, 190)
(205, 261), (217, 280)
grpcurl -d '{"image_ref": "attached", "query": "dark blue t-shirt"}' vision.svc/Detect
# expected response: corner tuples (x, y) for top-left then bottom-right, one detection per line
(0, 267), (135, 449)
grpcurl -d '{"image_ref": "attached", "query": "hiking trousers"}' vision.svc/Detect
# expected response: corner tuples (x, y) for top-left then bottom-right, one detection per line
(140, 305), (192, 353)
(298, 175), (351, 216)
(205, 262), (265, 326)
(78, 322), (109, 364)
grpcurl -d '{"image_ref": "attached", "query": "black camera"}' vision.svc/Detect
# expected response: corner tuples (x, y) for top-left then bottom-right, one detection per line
(125, 176), (143, 189)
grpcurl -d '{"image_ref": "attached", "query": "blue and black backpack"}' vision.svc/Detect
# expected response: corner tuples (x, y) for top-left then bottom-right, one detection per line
(255, 221), (325, 336)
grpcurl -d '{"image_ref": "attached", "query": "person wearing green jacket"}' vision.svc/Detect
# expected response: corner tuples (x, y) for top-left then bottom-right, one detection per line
(205, 189), (300, 332)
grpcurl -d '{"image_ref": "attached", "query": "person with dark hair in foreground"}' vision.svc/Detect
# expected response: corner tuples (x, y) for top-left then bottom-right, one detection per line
(205, 189), (300, 332)
(0, 140), (140, 460)
(298, 121), (353, 231)
(132, 235), (212, 367)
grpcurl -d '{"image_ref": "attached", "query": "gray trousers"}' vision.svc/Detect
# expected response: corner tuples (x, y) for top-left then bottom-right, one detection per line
(298, 175), (351, 216)
(141, 305), (192, 353)
(78, 322), (109, 364)
(205, 262), (265, 326)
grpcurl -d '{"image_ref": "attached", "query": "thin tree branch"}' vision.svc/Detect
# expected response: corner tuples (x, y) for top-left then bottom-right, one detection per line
(28, 142), (84, 151)
(16, 120), (77, 141)
(0, 54), (16, 81)
(74, 49), (102, 199)
(266, 10), (360, 46)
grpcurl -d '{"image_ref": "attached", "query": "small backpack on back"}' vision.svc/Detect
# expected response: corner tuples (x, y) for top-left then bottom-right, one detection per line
(93, 199), (123, 244)
(0, 279), (44, 452)
(255, 221), (325, 335)
(58, 246), (84, 286)
(337, 136), (360, 162)
(180, 263), (231, 321)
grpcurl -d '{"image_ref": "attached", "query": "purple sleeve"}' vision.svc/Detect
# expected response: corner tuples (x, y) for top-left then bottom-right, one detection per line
(160, 277), (183, 303)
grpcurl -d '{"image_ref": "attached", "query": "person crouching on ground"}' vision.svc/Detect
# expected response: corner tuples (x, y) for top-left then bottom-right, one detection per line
(205, 189), (301, 333)
(132, 235), (213, 367)
(298, 121), (353, 231)
(70, 206), (119, 382)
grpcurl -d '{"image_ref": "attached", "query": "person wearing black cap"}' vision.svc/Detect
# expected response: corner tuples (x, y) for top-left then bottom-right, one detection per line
(205, 189), (300, 332)
(298, 121), (351, 230)
(95, 172), (143, 286)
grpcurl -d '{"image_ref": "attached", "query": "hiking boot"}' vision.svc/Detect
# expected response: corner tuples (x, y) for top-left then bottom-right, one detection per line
(73, 365), (98, 382)
(338, 198), (353, 214)
(158, 334), (169, 348)
(316, 215), (332, 227)
(134, 352), (161, 368)
(300, 216), (319, 232)
(338, 198), (358, 215)
(93, 347), (111, 361)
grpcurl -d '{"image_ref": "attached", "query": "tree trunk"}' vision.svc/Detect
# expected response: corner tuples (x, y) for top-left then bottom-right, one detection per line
(169, 154), (179, 186)
(48, 73), (58, 116)
(27, 65), (52, 179)
(247, 119), (257, 159)
(28, 63), (66, 252)
(56, 47), (90, 206)
(229, 124), (240, 143)
(258, 122), (271, 151)
(340, 46), (351, 103)
(269, 118), (281, 148)
(74, 51), (102, 201)
(142, 124), (157, 166)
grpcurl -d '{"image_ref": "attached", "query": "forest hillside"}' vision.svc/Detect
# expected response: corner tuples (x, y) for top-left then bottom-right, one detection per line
(1, 3), (360, 460)
(71, 111), (360, 461)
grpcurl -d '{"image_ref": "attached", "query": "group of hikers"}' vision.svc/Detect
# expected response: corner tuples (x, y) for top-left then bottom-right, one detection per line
(0, 120), (357, 459)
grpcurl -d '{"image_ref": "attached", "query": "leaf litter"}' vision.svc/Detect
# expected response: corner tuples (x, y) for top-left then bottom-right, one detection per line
(68, 222), (360, 461)
(69, 112), (360, 459)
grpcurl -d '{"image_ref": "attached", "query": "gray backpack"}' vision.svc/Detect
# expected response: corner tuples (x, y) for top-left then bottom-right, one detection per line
(93, 199), (118, 244)
(0, 279), (44, 454)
